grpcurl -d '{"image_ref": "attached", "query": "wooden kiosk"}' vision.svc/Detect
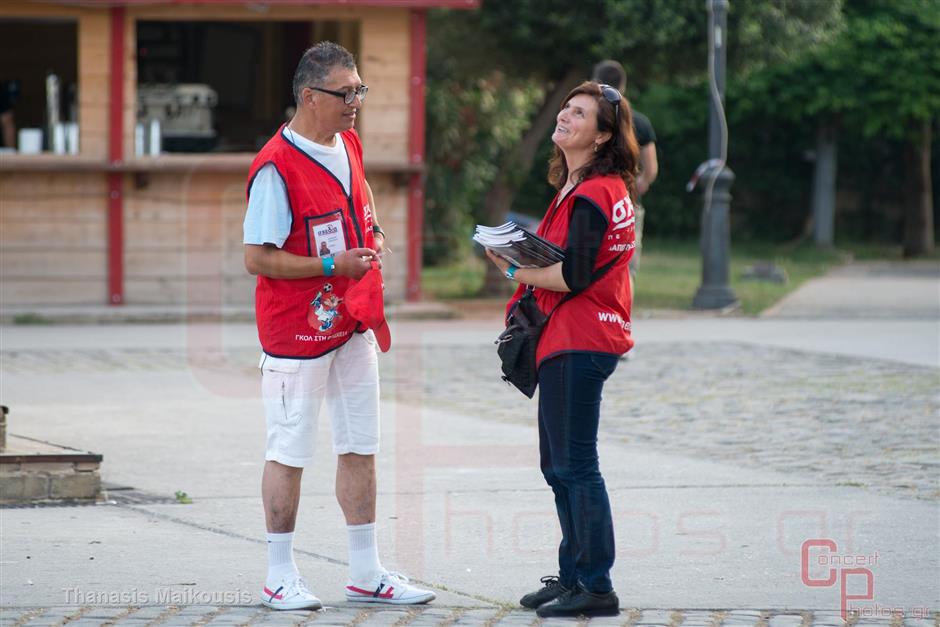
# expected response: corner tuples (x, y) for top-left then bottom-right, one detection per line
(0, 0), (478, 311)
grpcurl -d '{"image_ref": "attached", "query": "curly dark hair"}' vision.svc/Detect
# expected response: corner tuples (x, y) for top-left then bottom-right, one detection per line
(547, 82), (639, 194)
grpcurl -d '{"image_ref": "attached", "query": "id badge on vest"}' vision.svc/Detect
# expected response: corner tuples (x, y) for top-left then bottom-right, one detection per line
(306, 210), (349, 257)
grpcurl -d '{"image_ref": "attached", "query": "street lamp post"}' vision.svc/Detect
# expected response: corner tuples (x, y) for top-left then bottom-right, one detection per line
(692, 0), (739, 310)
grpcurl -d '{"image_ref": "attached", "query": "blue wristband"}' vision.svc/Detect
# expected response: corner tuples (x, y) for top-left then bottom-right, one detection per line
(322, 255), (335, 277)
(505, 265), (518, 281)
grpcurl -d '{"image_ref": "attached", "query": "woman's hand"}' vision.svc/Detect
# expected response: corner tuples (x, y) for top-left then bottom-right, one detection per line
(485, 249), (570, 292)
(485, 248), (511, 275)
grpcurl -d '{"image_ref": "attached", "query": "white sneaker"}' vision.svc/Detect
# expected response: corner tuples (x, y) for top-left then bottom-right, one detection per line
(345, 570), (436, 605)
(261, 575), (323, 611)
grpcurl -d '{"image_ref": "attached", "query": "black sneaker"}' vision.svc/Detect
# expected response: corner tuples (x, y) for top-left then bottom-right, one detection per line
(535, 585), (620, 618)
(519, 575), (569, 609)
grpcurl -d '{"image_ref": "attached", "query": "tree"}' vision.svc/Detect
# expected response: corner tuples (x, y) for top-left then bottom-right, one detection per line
(427, 0), (844, 291)
(734, 0), (940, 256)
(842, 0), (940, 257)
(424, 13), (545, 265)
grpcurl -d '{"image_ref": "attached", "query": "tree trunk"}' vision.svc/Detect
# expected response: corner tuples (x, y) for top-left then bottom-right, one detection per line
(903, 119), (935, 258)
(811, 119), (838, 248)
(479, 67), (584, 295)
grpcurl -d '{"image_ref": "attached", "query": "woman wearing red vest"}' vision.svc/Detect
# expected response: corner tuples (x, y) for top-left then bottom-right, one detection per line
(485, 82), (640, 618)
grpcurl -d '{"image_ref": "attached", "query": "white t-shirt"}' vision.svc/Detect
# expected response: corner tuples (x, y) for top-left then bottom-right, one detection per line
(243, 127), (351, 247)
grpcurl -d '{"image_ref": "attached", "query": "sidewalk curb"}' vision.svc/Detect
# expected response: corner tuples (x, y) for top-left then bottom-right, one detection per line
(0, 301), (458, 326)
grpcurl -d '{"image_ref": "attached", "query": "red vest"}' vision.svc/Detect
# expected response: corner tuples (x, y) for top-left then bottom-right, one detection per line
(507, 175), (636, 366)
(246, 126), (375, 358)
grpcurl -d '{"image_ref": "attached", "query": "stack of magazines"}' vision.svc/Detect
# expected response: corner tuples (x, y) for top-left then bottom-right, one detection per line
(473, 222), (564, 268)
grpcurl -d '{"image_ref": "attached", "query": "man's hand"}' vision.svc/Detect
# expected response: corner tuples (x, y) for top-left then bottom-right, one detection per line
(636, 177), (650, 196)
(373, 232), (387, 257)
(334, 248), (378, 280)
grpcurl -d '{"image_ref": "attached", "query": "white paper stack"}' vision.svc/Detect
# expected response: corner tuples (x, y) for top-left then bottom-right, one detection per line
(473, 221), (564, 268)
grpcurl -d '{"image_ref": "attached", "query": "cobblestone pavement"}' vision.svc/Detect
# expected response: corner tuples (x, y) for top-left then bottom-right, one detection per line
(2, 340), (937, 501)
(383, 342), (940, 502)
(3, 337), (938, 623)
(1, 606), (935, 627)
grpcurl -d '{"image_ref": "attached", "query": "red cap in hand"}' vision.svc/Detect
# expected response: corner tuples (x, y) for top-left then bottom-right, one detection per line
(344, 261), (391, 352)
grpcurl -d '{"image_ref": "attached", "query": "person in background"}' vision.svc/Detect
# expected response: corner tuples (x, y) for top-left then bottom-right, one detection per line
(0, 80), (20, 149)
(484, 81), (639, 618)
(592, 60), (657, 281)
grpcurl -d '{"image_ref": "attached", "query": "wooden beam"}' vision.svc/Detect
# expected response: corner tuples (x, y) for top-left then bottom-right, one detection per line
(406, 8), (426, 302)
(38, 0), (479, 7)
(0, 155), (423, 174)
(108, 5), (125, 305)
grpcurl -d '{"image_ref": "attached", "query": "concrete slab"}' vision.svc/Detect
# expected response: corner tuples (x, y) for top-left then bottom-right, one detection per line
(1, 273), (938, 621)
(763, 262), (940, 320)
(2, 393), (937, 611)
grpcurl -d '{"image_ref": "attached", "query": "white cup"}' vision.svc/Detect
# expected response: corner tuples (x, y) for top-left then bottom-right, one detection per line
(148, 118), (161, 156)
(18, 128), (43, 154)
(135, 123), (145, 156)
(53, 123), (67, 155)
(66, 122), (79, 154)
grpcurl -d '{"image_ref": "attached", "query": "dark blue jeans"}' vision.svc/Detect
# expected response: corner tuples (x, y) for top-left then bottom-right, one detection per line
(538, 352), (618, 594)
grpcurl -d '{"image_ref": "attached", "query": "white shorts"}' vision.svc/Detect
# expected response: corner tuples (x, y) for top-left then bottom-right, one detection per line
(260, 331), (380, 468)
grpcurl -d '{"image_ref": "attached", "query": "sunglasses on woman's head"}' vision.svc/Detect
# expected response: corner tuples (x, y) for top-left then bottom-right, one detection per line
(599, 84), (622, 122)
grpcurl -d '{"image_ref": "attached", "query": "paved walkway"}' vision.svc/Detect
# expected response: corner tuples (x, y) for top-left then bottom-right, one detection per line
(1, 261), (938, 625)
(1, 605), (933, 626)
(762, 261), (939, 319)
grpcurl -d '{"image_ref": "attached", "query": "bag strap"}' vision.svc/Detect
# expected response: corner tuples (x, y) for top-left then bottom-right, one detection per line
(555, 252), (623, 310)
(545, 250), (626, 317)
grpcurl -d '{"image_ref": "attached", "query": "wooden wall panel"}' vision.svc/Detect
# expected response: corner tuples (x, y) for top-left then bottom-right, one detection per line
(359, 9), (410, 165)
(123, 277), (254, 306)
(0, 250), (106, 277)
(352, 10), (411, 302)
(0, 3), (90, 18)
(122, 17), (137, 161)
(0, 171), (106, 196)
(2, 280), (107, 306)
(1, 198), (105, 223)
(126, 173), (245, 205)
(79, 12), (110, 160)
(123, 173), (250, 305)
(0, 220), (106, 248)
(0, 171), (108, 305)
(367, 173), (408, 301)
(127, 5), (362, 21)
(125, 250), (243, 277)
(124, 218), (244, 248)
(0, 168), (408, 307)
(118, 171), (408, 305)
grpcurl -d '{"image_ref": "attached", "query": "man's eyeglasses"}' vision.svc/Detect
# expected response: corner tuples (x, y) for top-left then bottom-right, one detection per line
(599, 83), (622, 122)
(310, 84), (369, 105)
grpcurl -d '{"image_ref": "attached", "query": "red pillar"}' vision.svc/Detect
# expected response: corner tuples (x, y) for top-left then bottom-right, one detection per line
(107, 6), (125, 305)
(406, 9), (426, 302)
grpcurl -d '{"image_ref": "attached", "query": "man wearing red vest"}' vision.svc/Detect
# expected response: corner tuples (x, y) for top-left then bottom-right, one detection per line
(243, 42), (435, 610)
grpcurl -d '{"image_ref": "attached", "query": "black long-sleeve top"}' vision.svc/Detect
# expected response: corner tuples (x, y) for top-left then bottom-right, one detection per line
(560, 197), (608, 295)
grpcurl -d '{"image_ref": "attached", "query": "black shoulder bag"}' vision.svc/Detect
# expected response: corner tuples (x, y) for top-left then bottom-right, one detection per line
(495, 254), (623, 398)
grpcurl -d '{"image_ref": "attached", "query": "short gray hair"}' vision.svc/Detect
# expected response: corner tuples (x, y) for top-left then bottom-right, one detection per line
(292, 41), (356, 105)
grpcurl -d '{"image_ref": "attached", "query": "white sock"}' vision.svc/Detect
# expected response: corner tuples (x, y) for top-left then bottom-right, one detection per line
(347, 523), (384, 584)
(266, 532), (299, 585)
